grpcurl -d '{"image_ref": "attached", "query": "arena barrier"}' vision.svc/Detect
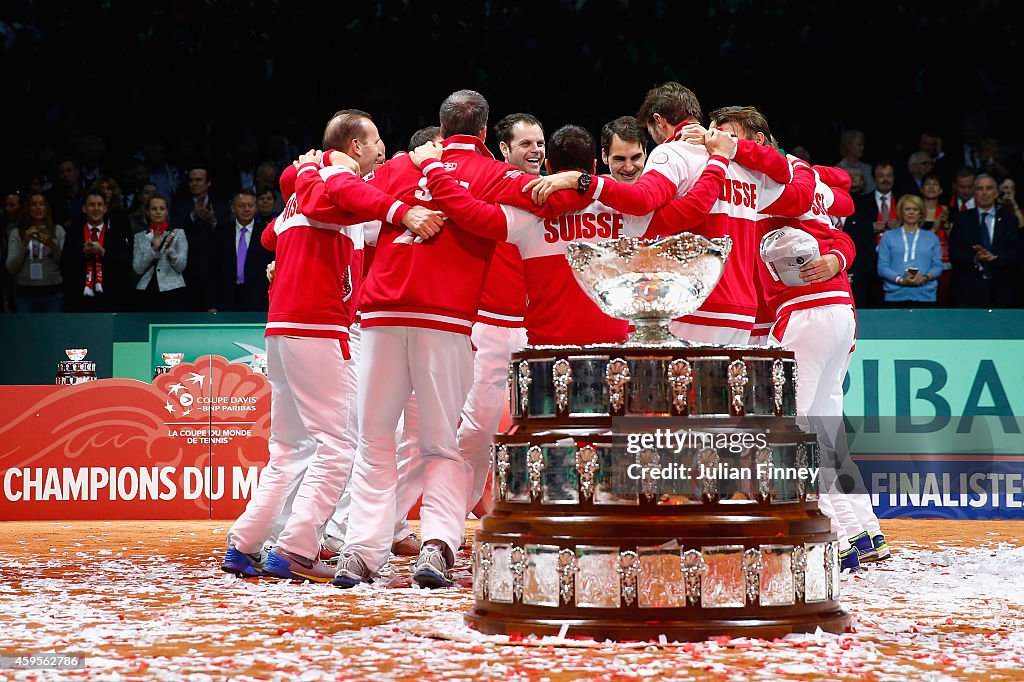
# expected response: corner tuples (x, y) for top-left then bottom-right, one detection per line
(1, 310), (1021, 520)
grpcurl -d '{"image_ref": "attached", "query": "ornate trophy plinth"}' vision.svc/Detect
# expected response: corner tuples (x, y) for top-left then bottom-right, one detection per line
(56, 348), (97, 385)
(153, 352), (184, 379)
(466, 235), (850, 642)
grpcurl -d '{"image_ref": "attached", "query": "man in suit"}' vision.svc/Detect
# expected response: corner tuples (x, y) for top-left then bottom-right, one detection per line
(62, 190), (134, 312)
(950, 174), (1020, 308)
(843, 162), (898, 308)
(172, 164), (229, 310)
(209, 191), (272, 311)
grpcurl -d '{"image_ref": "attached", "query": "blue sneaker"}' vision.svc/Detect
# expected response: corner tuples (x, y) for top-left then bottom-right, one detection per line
(221, 546), (265, 578)
(263, 549), (336, 583)
(840, 546), (861, 572)
(867, 534), (890, 562)
(850, 532), (875, 561)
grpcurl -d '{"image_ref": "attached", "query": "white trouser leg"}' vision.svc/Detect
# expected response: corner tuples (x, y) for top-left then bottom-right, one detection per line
(228, 336), (321, 554)
(323, 323), (361, 549)
(458, 323), (525, 512)
(270, 336), (358, 561)
(409, 328), (475, 559)
(669, 321), (751, 345)
(324, 392), (417, 551)
(831, 351), (882, 537)
(393, 394), (423, 541)
(773, 306), (865, 545)
(345, 326), (415, 574)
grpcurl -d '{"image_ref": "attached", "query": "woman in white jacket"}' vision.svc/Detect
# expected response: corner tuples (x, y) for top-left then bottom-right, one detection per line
(133, 195), (187, 311)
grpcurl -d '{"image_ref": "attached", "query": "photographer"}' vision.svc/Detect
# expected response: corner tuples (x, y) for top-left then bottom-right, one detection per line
(132, 194), (188, 311)
(877, 195), (943, 307)
(997, 178), (1024, 225)
(5, 192), (66, 312)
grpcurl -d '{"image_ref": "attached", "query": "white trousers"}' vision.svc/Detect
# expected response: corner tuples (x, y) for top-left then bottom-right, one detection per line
(228, 334), (357, 560)
(771, 305), (879, 548)
(670, 320), (751, 345)
(458, 323), (526, 512)
(322, 323), (414, 550)
(344, 326), (474, 574)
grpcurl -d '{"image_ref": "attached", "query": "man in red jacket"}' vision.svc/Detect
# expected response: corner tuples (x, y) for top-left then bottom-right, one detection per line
(222, 109), (442, 582)
(302, 90), (592, 589)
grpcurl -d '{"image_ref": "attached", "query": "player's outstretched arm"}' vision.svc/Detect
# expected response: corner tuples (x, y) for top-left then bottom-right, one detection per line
(642, 156), (730, 238)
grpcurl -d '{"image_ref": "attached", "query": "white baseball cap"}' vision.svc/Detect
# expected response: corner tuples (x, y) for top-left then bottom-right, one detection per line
(760, 227), (820, 287)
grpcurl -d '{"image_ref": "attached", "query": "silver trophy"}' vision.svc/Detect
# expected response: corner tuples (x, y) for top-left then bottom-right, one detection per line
(566, 233), (732, 344)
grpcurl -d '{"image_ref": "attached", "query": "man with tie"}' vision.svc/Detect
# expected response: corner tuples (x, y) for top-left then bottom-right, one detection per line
(949, 174), (1020, 308)
(950, 167), (977, 213)
(209, 191), (273, 311)
(843, 161), (898, 307)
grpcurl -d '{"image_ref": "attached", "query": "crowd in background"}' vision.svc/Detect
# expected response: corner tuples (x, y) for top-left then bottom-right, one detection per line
(1, 0), (1021, 312)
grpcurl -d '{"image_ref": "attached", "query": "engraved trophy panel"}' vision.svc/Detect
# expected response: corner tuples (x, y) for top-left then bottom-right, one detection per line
(594, 444), (639, 505)
(781, 359), (798, 416)
(569, 356), (610, 416)
(541, 446), (580, 504)
(522, 544), (561, 607)
(575, 546), (621, 608)
(505, 445), (532, 503)
(743, 357), (776, 416)
(527, 359), (556, 417)
(637, 546), (687, 608)
(769, 444), (800, 504)
(701, 545), (746, 608)
(758, 545), (796, 606)
(691, 357), (731, 416)
(804, 543), (828, 603)
(489, 544), (514, 603)
(626, 358), (673, 415)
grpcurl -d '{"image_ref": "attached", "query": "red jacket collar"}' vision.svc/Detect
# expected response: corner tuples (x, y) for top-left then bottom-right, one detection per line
(442, 134), (494, 159)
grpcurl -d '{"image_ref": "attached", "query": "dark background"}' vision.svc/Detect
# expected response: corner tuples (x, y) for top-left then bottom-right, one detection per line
(1, 0), (1021, 189)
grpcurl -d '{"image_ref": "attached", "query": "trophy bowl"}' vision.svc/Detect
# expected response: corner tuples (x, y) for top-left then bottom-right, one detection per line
(162, 352), (184, 366)
(65, 348), (88, 361)
(566, 233), (732, 344)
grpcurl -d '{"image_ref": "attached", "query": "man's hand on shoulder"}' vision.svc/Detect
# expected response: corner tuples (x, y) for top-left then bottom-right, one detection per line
(409, 141), (443, 169)
(680, 123), (709, 145)
(706, 129), (737, 159)
(401, 206), (445, 240)
(326, 150), (359, 174)
(297, 149), (323, 167)
(523, 171), (581, 206)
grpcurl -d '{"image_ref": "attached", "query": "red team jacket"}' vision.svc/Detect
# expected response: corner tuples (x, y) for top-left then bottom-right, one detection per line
(419, 155), (731, 345)
(578, 126), (816, 334)
(261, 163), (410, 345)
(296, 134), (591, 336)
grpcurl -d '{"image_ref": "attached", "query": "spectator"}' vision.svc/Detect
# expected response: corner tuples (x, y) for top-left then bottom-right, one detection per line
(978, 138), (1010, 182)
(845, 167), (865, 197)
(209, 191), (273, 312)
(120, 161), (151, 211)
(949, 174), (1019, 308)
(837, 129), (874, 194)
(78, 135), (107, 185)
(253, 161), (284, 214)
(997, 177), (1024, 225)
(255, 188), (280, 223)
(3, 192), (20, 232)
(137, 137), (181, 200)
(133, 194), (187, 311)
(62, 190), (134, 312)
(48, 157), (86, 228)
(920, 174), (953, 306)
(843, 161), (898, 308)
(877, 195), (943, 308)
(949, 167), (976, 213)
(896, 152), (934, 197)
(173, 164), (227, 310)
(6, 192), (66, 313)
(129, 183), (157, 234)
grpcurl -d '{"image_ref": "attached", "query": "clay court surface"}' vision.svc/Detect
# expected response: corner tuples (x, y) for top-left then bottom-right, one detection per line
(3, 519), (1024, 681)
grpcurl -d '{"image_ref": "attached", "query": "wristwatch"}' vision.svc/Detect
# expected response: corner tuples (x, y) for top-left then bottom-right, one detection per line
(576, 172), (592, 194)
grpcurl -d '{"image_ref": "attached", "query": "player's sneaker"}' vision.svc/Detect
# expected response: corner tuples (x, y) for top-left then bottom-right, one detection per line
(319, 545), (340, 564)
(850, 531), (875, 561)
(221, 546), (265, 578)
(391, 532), (419, 557)
(333, 552), (372, 589)
(839, 546), (861, 572)
(263, 549), (336, 583)
(867, 534), (890, 561)
(413, 544), (453, 588)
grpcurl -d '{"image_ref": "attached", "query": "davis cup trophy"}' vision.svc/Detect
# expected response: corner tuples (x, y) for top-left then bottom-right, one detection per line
(466, 233), (850, 641)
